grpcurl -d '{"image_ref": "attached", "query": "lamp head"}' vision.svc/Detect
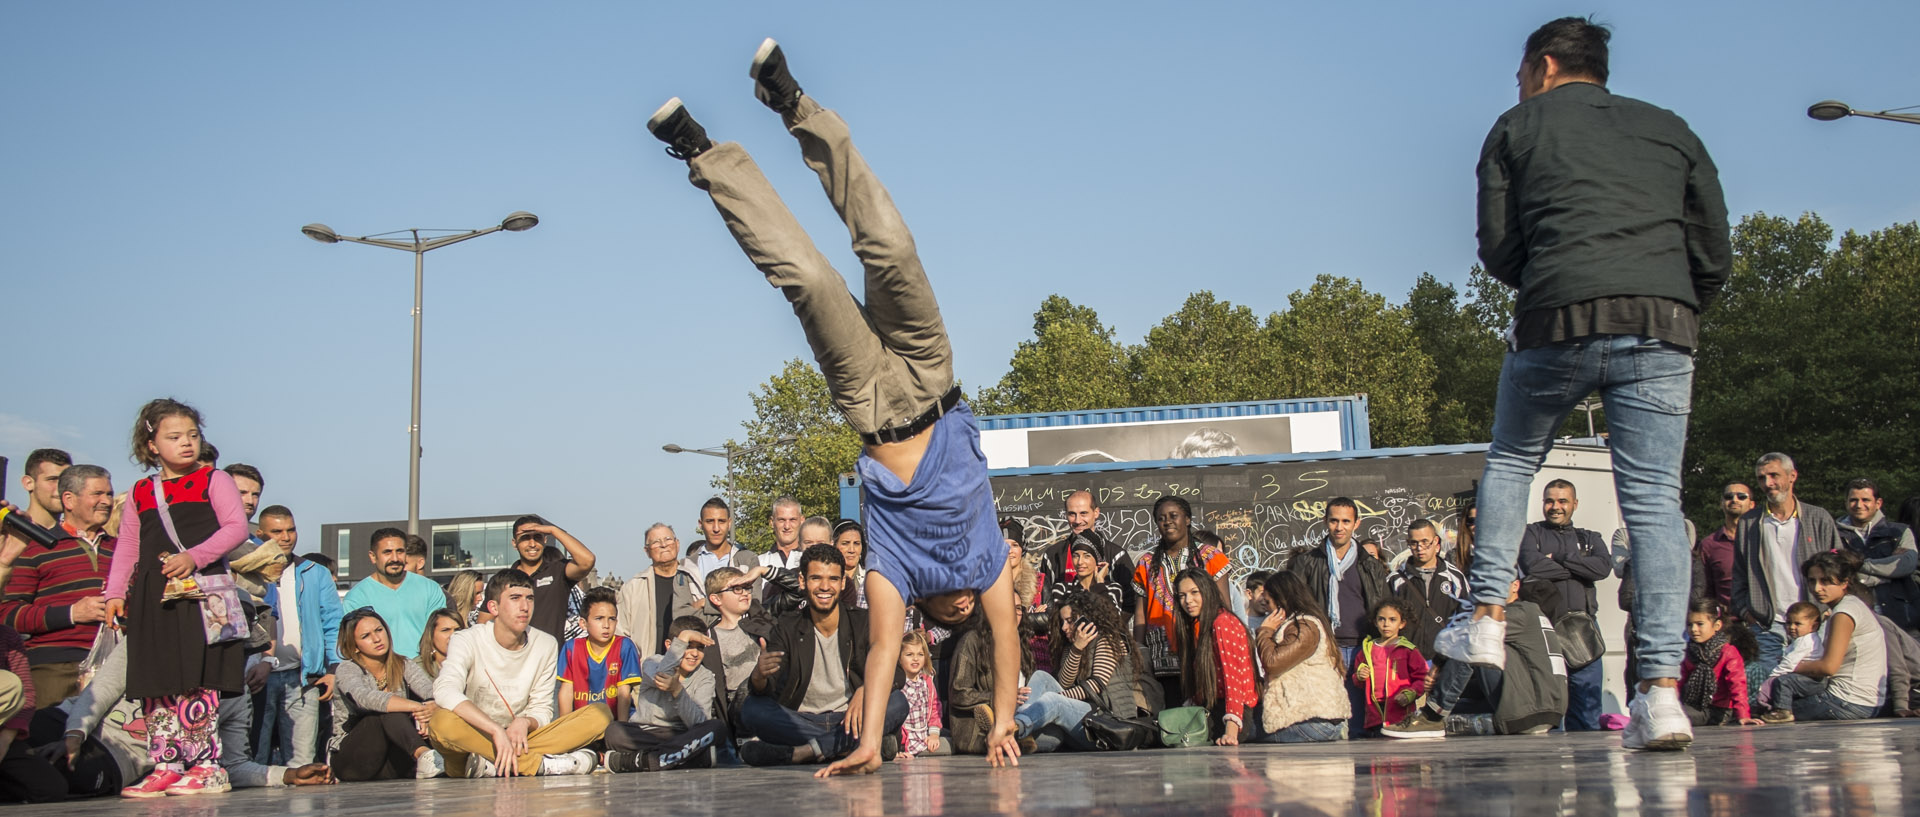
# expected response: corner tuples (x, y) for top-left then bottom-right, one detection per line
(301, 223), (341, 244)
(501, 211), (539, 232)
(662, 444), (684, 453)
(1808, 100), (1853, 122)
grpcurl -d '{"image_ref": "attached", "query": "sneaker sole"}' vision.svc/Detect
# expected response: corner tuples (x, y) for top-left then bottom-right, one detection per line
(647, 97), (685, 133)
(122, 790), (171, 799)
(750, 38), (779, 78)
(166, 785), (229, 796)
(1380, 729), (1446, 740)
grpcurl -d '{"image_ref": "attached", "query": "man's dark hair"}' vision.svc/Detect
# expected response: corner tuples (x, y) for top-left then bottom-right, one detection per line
(223, 463), (264, 489)
(258, 504), (294, 522)
(1844, 478), (1881, 501)
(1544, 478), (1578, 498)
(583, 586), (619, 614)
(1408, 518), (1437, 536)
(485, 568), (536, 606)
(664, 615), (708, 645)
(197, 441), (220, 467)
(700, 497), (731, 516)
(24, 449), (72, 475)
(368, 526), (408, 552)
(1324, 497), (1358, 519)
(511, 514), (548, 534)
(798, 543), (845, 577)
(1243, 569), (1272, 591)
(1523, 16), (1610, 84)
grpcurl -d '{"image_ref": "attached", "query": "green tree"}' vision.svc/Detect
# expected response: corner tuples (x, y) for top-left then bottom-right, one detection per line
(1406, 271), (1506, 444)
(974, 295), (1131, 415)
(1268, 275), (1437, 448)
(725, 358), (862, 552)
(1688, 213), (1920, 526)
(1127, 291), (1275, 407)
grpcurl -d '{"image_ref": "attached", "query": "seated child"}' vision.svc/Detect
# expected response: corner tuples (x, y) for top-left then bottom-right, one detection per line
(558, 587), (645, 721)
(1678, 599), (1758, 725)
(603, 616), (722, 772)
(648, 38), (1022, 775)
(896, 630), (944, 759)
(1757, 601), (1824, 710)
(1354, 599), (1430, 734)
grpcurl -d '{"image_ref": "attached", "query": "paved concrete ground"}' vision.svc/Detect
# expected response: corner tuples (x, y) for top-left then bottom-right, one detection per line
(14, 721), (1920, 816)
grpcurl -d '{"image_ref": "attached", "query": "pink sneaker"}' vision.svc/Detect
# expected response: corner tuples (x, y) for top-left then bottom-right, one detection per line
(121, 768), (184, 798)
(165, 765), (231, 795)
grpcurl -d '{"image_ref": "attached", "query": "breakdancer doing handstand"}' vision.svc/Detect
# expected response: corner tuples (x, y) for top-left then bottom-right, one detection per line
(647, 38), (1021, 776)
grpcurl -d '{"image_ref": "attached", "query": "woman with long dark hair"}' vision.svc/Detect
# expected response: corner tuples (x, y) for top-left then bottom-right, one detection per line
(1171, 567), (1257, 744)
(1132, 497), (1232, 705)
(1764, 550), (1887, 723)
(1252, 572), (1348, 743)
(330, 608), (441, 781)
(1049, 589), (1141, 718)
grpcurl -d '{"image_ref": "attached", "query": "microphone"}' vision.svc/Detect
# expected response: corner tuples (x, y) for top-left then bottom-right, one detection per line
(0, 507), (60, 548)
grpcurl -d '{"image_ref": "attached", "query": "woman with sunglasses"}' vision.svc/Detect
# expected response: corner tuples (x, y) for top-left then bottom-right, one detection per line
(330, 609), (443, 781)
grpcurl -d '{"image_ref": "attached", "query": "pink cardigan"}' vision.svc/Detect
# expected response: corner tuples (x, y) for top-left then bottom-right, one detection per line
(1680, 642), (1750, 721)
(105, 468), (250, 601)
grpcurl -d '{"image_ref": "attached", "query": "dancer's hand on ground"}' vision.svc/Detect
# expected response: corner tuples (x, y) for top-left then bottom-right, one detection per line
(1738, 717), (1766, 726)
(284, 764), (335, 785)
(816, 743), (882, 777)
(985, 719), (1021, 768)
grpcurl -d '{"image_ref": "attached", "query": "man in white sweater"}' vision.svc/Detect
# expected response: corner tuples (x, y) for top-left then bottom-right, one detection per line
(429, 571), (612, 777)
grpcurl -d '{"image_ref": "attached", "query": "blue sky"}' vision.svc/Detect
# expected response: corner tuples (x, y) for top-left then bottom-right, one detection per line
(5, 1), (1916, 579)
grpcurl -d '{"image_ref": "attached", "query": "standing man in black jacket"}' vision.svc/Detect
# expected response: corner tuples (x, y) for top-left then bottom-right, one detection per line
(1287, 497), (1389, 736)
(1516, 479), (1611, 731)
(1461, 16), (1730, 753)
(1389, 518), (1470, 659)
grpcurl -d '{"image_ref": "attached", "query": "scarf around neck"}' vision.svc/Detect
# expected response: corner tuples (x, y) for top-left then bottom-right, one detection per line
(1325, 538), (1357, 630)
(1683, 631), (1730, 710)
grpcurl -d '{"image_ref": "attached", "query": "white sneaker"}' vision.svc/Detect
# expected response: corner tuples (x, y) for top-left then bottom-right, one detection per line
(1623, 685), (1693, 751)
(415, 749), (446, 779)
(465, 755), (498, 778)
(539, 749), (599, 776)
(1466, 615), (1506, 669)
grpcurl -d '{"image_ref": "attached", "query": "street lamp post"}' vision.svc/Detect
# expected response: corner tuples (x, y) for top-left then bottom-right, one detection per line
(1807, 100), (1920, 127)
(663, 435), (800, 513)
(301, 212), (539, 537)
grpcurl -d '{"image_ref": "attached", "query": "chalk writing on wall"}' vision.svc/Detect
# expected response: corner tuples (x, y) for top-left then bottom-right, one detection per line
(992, 452), (1485, 578)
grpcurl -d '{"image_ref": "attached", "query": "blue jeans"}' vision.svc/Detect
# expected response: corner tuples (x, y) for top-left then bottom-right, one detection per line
(1771, 673), (1876, 721)
(1016, 671), (1093, 750)
(1468, 335), (1694, 681)
(1565, 658), (1604, 731)
(1748, 622), (1787, 699)
(254, 669), (323, 766)
(1430, 656), (1504, 716)
(1338, 646), (1368, 736)
(1254, 718), (1344, 743)
(739, 691), (908, 760)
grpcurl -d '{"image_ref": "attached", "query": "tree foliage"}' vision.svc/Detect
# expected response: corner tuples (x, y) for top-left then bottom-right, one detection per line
(1687, 213), (1920, 526)
(733, 211), (1918, 534)
(724, 358), (861, 552)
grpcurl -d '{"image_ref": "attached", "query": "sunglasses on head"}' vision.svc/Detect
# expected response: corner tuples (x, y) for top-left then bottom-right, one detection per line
(1723, 492), (1749, 500)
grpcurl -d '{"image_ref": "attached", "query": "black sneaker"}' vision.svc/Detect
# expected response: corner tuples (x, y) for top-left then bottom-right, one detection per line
(749, 38), (803, 113)
(739, 739), (796, 767)
(647, 97), (712, 161)
(1381, 711), (1447, 740)
(604, 750), (644, 774)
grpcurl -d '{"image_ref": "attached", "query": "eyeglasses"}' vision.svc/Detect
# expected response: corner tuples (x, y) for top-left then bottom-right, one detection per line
(1723, 492), (1749, 501)
(721, 584), (755, 595)
(646, 539), (677, 548)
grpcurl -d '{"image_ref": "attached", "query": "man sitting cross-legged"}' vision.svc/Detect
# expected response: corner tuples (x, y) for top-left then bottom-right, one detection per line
(735, 545), (908, 768)
(427, 570), (612, 777)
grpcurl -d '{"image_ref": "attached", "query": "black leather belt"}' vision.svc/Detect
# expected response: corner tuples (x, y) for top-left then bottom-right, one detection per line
(861, 386), (963, 446)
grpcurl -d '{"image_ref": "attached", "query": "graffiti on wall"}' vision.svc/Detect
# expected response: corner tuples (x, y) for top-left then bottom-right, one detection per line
(992, 452), (1484, 578)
